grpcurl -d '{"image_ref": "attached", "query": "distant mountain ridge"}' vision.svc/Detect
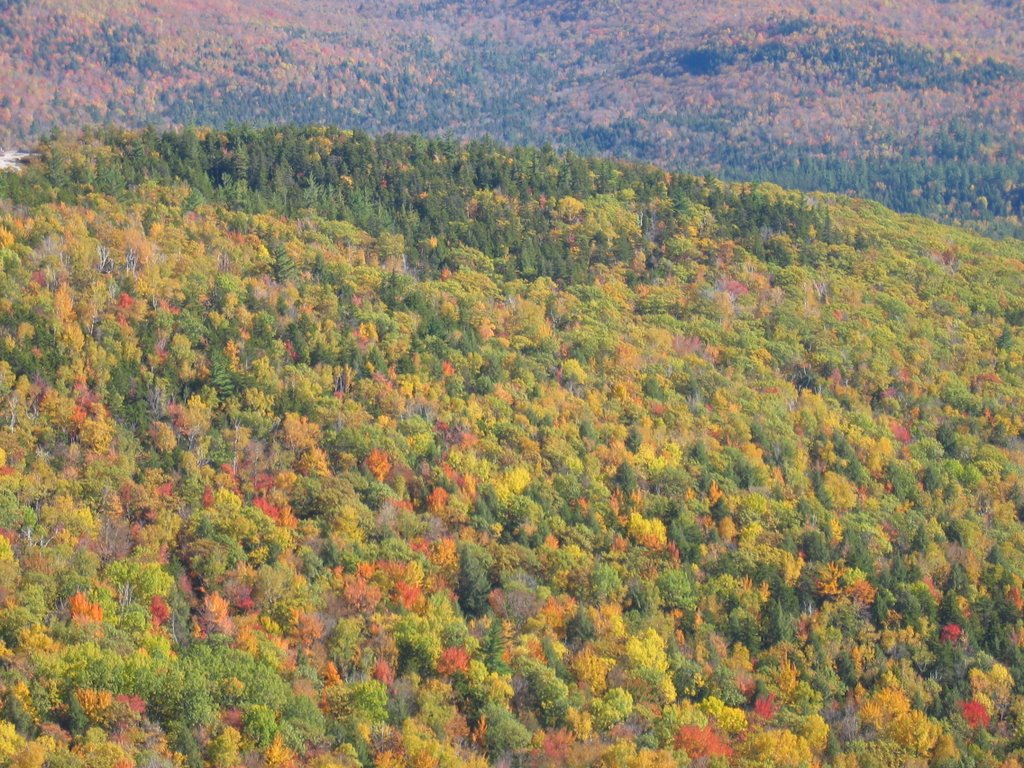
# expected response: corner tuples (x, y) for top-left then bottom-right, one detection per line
(1, 0), (1023, 233)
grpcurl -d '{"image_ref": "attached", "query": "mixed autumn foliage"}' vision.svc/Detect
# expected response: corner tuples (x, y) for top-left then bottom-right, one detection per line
(3, 0), (1024, 236)
(0, 125), (1022, 766)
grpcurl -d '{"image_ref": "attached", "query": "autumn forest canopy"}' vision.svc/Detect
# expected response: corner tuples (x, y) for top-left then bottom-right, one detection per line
(0, 125), (1020, 767)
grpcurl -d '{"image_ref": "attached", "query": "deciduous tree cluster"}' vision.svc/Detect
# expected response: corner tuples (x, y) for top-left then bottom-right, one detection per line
(0, 126), (1020, 766)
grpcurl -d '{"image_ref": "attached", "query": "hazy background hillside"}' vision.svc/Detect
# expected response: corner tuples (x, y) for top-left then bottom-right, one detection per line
(2, 0), (1024, 234)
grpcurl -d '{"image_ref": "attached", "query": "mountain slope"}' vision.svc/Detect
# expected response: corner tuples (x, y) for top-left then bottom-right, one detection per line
(2, 1), (1024, 234)
(0, 126), (1022, 766)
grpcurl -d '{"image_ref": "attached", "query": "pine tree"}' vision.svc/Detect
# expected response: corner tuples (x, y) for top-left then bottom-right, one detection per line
(457, 542), (493, 618)
(232, 142), (250, 183)
(483, 617), (509, 674)
(211, 357), (235, 399)
(272, 242), (298, 283)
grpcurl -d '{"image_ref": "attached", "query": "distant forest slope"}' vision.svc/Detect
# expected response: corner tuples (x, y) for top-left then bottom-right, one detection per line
(2, 0), (1024, 235)
(0, 125), (1022, 766)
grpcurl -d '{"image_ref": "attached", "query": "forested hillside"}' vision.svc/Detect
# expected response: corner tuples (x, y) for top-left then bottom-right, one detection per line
(0, 126), (1021, 766)
(2, 0), (1024, 235)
